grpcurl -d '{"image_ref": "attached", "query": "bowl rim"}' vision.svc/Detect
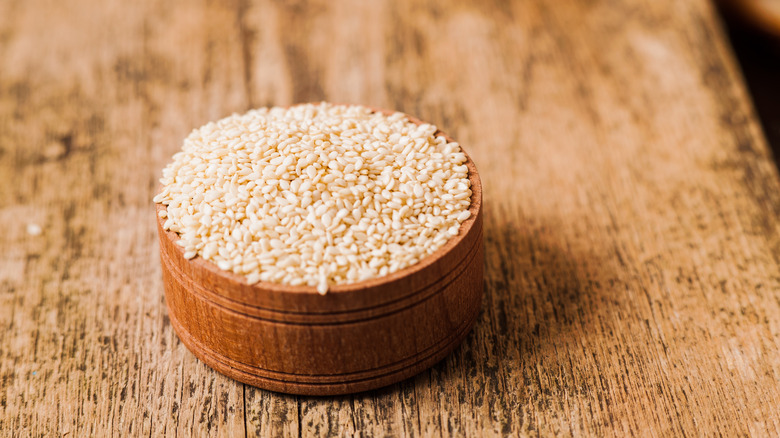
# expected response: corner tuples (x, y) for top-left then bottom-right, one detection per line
(155, 103), (483, 296)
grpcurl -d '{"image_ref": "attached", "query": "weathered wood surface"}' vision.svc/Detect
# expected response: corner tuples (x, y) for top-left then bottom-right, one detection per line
(1, 0), (779, 436)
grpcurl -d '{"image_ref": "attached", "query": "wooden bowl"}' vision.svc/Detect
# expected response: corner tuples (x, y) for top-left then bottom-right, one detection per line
(156, 109), (483, 395)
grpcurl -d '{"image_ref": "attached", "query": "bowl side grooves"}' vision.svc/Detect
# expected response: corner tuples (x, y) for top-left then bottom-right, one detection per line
(160, 225), (483, 395)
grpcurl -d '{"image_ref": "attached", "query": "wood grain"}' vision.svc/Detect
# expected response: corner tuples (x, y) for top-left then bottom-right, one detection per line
(1, 0), (779, 436)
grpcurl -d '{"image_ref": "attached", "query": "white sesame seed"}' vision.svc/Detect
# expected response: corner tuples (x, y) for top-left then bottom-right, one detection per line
(26, 223), (43, 236)
(154, 103), (472, 291)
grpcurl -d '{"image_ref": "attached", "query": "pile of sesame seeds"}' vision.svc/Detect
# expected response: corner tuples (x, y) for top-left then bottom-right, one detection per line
(154, 103), (472, 294)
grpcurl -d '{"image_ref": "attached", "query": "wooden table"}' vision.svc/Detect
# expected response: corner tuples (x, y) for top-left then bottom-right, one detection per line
(2, 0), (779, 436)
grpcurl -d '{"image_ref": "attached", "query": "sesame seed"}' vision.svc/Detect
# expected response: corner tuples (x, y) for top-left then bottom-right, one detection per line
(26, 223), (43, 236)
(154, 103), (472, 292)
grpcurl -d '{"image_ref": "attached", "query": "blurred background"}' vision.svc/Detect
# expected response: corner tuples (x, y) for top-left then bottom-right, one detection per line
(717, 0), (780, 168)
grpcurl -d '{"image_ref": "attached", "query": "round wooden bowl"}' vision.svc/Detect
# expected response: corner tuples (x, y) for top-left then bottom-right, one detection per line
(156, 108), (483, 395)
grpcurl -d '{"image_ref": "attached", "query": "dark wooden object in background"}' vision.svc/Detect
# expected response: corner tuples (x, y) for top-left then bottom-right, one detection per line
(718, 0), (780, 168)
(1, 0), (779, 436)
